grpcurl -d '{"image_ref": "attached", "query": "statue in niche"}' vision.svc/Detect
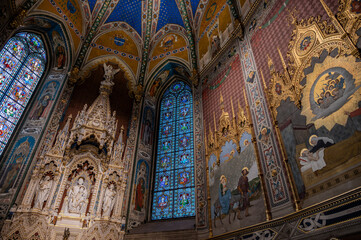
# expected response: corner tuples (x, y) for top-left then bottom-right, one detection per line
(65, 177), (88, 214)
(34, 175), (53, 209)
(102, 183), (117, 217)
(211, 34), (221, 58)
(103, 63), (120, 84)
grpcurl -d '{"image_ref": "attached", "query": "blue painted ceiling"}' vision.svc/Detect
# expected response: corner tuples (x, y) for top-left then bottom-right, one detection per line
(190, 0), (200, 16)
(101, 0), (196, 36)
(88, 0), (97, 13)
(156, 0), (185, 32)
(105, 0), (143, 35)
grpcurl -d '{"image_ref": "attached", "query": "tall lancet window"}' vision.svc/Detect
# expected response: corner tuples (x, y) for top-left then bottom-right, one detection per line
(151, 81), (195, 220)
(0, 32), (46, 155)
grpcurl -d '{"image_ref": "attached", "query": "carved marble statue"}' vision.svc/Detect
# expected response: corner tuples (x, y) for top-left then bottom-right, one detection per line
(65, 177), (88, 214)
(102, 183), (117, 217)
(34, 175), (53, 209)
(103, 63), (120, 84)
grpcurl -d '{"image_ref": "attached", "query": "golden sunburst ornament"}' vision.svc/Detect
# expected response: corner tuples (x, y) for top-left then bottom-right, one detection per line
(301, 55), (361, 130)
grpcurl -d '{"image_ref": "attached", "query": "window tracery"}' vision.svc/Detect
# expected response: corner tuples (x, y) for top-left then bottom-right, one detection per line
(0, 32), (46, 155)
(151, 81), (195, 220)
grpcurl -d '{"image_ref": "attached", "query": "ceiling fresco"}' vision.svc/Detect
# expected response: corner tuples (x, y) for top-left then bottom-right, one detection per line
(105, 0), (142, 35)
(29, 0), (258, 84)
(156, 0), (184, 32)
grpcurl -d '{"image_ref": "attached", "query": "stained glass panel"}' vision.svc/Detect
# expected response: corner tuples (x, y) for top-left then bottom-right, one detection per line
(0, 96), (24, 122)
(0, 51), (23, 76)
(0, 69), (12, 93)
(0, 32), (46, 156)
(152, 81), (195, 220)
(174, 187), (195, 218)
(0, 116), (15, 143)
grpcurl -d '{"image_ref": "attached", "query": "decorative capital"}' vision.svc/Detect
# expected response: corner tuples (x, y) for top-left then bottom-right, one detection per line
(133, 84), (144, 102)
(191, 68), (199, 86)
(68, 67), (81, 85)
(10, 9), (27, 29)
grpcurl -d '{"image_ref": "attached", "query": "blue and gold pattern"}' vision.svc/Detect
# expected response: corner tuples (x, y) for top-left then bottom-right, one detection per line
(152, 81), (195, 220)
(105, 0), (142, 35)
(156, 0), (185, 32)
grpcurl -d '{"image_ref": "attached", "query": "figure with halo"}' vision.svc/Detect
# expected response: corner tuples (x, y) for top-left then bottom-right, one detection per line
(65, 177), (88, 214)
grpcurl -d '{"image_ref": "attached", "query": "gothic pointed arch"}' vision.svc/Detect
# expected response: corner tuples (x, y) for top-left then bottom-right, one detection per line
(0, 31), (47, 156)
(150, 79), (195, 220)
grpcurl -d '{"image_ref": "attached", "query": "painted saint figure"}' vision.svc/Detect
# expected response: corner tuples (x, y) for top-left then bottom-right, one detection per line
(238, 167), (251, 218)
(134, 178), (145, 211)
(218, 175), (231, 215)
(0, 150), (26, 193)
(34, 175), (53, 209)
(299, 135), (334, 172)
(102, 183), (117, 217)
(55, 44), (65, 69)
(158, 194), (168, 210)
(179, 193), (189, 209)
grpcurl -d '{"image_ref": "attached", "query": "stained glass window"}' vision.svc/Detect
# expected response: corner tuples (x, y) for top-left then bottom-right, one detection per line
(151, 81), (195, 220)
(0, 32), (46, 155)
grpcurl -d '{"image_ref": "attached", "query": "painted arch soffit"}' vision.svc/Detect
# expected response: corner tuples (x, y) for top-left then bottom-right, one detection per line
(196, 0), (229, 37)
(23, 14), (74, 67)
(80, 55), (137, 90)
(148, 31), (190, 62)
(146, 55), (191, 88)
(85, 27), (142, 78)
(144, 61), (191, 99)
(33, 0), (87, 39)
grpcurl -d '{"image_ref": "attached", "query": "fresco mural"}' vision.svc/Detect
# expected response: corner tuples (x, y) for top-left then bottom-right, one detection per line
(146, 62), (190, 98)
(140, 106), (154, 146)
(0, 136), (35, 195)
(204, 92), (266, 235)
(29, 81), (60, 121)
(260, 7), (361, 205)
(132, 159), (149, 213)
(198, 0), (234, 68)
(148, 33), (189, 75)
(86, 29), (140, 77)
(34, 0), (82, 52)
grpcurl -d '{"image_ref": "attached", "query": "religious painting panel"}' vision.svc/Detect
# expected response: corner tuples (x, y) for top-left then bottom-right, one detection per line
(132, 160), (149, 213)
(198, 0), (235, 69)
(207, 134), (265, 236)
(0, 136), (35, 195)
(252, 2), (361, 207)
(29, 81), (60, 121)
(128, 99), (155, 229)
(276, 52), (361, 205)
(140, 106), (155, 146)
(202, 43), (267, 235)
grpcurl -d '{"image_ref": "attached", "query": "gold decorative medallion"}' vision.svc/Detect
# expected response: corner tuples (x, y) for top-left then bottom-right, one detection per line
(301, 55), (361, 130)
(296, 30), (316, 56)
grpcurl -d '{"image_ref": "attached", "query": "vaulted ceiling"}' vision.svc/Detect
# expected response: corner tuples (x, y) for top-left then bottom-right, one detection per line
(25, 0), (257, 86)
